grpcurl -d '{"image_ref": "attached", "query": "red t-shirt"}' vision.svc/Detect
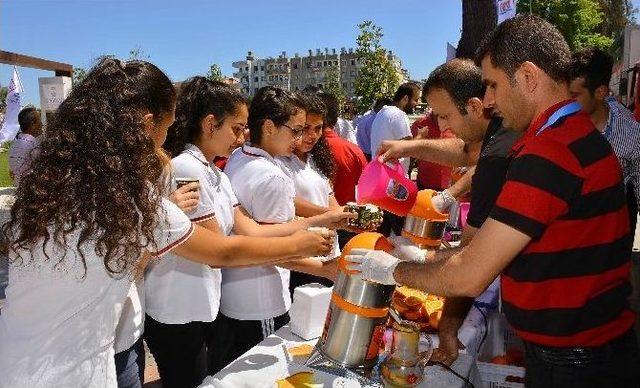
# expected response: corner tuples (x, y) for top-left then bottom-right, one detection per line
(410, 114), (456, 190)
(324, 128), (368, 205)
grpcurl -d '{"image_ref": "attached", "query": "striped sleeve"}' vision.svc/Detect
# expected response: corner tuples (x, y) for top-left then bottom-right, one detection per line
(491, 140), (583, 239)
(149, 198), (195, 257)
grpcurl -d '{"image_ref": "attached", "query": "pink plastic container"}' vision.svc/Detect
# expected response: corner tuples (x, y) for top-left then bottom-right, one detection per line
(459, 202), (470, 229)
(356, 159), (418, 216)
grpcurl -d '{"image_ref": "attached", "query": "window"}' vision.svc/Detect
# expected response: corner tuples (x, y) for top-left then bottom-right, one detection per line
(341, 60), (346, 66)
(323, 61), (327, 67)
(254, 77), (258, 82)
(261, 76), (265, 81)
(334, 60), (338, 66)
(350, 59), (355, 66)
(342, 82), (347, 88)
(253, 66), (257, 72)
(293, 63), (298, 69)
(350, 70), (355, 76)
(317, 61), (322, 67)
(245, 66), (249, 71)
(261, 66), (264, 71)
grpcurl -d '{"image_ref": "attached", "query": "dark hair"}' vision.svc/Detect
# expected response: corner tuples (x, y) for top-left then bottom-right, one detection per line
(318, 92), (340, 127)
(423, 59), (485, 114)
(300, 93), (335, 181)
(570, 48), (613, 93)
(393, 82), (420, 103)
(18, 106), (40, 133)
(474, 15), (570, 83)
(4, 58), (176, 277)
(248, 86), (305, 145)
(373, 97), (392, 112)
(164, 76), (247, 157)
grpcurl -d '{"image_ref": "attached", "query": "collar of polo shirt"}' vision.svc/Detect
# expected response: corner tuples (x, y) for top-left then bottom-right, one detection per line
(185, 143), (210, 166)
(242, 142), (280, 165)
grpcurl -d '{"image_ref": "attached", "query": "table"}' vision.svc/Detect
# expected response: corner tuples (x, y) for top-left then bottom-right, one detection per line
(200, 280), (499, 388)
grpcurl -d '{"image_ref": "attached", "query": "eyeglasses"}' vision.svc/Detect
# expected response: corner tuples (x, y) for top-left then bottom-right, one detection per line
(281, 123), (304, 139)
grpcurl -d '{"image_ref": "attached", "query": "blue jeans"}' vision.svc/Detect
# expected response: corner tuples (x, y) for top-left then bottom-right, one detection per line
(114, 337), (145, 388)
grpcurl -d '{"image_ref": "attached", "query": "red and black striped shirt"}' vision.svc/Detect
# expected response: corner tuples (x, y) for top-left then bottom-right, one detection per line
(491, 100), (635, 348)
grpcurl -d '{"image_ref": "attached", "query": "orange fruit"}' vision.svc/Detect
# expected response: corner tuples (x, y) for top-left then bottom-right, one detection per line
(429, 310), (442, 330)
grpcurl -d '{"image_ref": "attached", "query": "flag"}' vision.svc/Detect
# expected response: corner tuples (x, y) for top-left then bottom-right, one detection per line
(446, 42), (457, 62)
(496, 0), (517, 24)
(0, 67), (25, 142)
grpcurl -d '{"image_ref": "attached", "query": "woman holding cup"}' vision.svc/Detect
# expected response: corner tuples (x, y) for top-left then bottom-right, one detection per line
(145, 78), (351, 387)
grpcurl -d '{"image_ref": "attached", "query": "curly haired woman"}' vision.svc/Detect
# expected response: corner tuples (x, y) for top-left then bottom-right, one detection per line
(0, 58), (333, 388)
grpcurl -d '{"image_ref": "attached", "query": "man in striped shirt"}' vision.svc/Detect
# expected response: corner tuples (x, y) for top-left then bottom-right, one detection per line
(348, 15), (638, 387)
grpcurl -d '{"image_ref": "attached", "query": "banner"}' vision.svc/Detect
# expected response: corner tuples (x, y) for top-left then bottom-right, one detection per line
(496, 0), (517, 24)
(0, 67), (24, 142)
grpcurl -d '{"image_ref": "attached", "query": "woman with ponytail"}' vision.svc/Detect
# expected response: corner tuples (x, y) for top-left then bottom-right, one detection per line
(145, 77), (350, 387)
(0, 60), (335, 388)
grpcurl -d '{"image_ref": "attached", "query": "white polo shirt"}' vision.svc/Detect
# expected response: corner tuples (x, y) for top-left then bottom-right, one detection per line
(8, 133), (40, 186)
(145, 144), (237, 324)
(0, 198), (193, 388)
(221, 143), (295, 320)
(370, 105), (412, 172)
(277, 154), (340, 259)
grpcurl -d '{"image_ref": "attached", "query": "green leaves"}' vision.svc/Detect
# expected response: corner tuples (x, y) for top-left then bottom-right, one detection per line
(354, 20), (402, 112)
(207, 64), (223, 82)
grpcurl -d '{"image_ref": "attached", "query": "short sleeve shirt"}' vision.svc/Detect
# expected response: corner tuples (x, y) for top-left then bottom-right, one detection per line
(277, 154), (340, 259)
(465, 117), (520, 228)
(0, 198), (192, 387)
(8, 133), (39, 186)
(145, 144), (237, 324)
(370, 105), (412, 172)
(491, 100), (634, 347)
(221, 143), (296, 320)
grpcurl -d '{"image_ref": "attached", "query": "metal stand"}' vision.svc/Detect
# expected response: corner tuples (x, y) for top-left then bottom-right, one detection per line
(305, 345), (384, 387)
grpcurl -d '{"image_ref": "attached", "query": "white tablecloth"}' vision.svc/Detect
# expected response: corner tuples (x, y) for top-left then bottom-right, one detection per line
(202, 280), (499, 388)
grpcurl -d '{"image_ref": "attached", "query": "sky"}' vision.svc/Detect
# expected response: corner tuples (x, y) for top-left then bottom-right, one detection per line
(1, 0), (639, 107)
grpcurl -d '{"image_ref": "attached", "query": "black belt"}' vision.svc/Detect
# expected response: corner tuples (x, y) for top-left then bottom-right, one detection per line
(523, 328), (638, 367)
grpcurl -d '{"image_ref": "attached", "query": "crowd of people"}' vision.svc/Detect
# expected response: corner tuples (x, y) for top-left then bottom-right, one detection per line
(0, 13), (639, 388)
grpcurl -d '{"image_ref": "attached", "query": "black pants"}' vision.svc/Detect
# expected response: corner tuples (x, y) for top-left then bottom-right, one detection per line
(289, 271), (333, 298)
(144, 315), (215, 388)
(207, 312), (290, 375)
(627, 181), (637, 238)
(524, 329), (640, 388)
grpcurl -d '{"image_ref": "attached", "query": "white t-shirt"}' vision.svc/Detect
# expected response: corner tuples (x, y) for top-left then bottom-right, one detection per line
(145, 144), (237, 324)
(8, 133), (40, 186)
(370, 105), (412, 172)
(335, 117), (358, 144)
(277, 154), (340, 259)
(113, 278), (144, 354)
(221, 143), (295, 320)
(0, 198), (193, 388)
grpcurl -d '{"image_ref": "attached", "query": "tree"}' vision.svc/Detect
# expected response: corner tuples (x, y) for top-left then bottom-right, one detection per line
(325, 65), (346, 108)
(72, 67), (87, 86)
(596, 0), (637, 39)
(207, 64), (224, 82)
(518, 0), (613, 50)
(354, 20), (402, 112)
(0, 86), (8, 112)
(457, 0), (497, 59)
(128, 46), (150, 60)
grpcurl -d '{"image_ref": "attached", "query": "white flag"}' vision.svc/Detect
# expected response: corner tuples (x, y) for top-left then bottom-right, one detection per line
(446, 42), (457, 62)
(496, 0), (517, 24)
(0, 67), (25, 142)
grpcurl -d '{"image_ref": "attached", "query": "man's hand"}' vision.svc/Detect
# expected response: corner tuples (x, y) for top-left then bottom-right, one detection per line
(344, 249), (401, 285)
(432, 332), (465, 366)
(377, 140), (413, 163)
(389, 236), (428, 263)
(431, 190), (457, 213)
(169, 182), (200, 213)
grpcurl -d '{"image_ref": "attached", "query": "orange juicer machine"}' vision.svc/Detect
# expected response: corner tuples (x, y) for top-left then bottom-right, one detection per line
(402, 189), (449, 248)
